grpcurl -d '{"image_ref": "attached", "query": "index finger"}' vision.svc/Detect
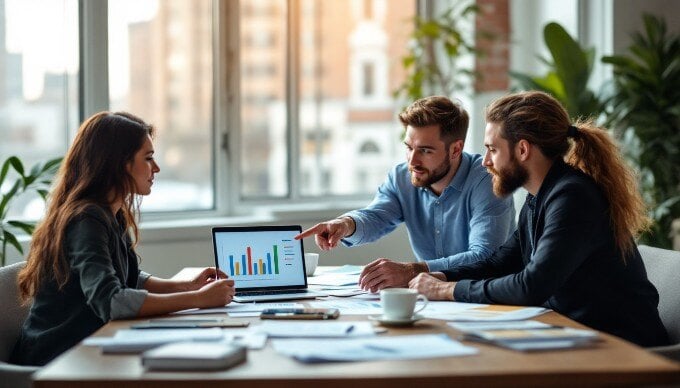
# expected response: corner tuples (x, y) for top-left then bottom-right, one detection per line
(295, 224), (324, 240)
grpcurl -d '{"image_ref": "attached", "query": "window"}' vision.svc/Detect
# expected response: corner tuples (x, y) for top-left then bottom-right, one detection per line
(0, 0), (78, 219)
(108, 0), (214, 212)
(240, 0), (416, 199)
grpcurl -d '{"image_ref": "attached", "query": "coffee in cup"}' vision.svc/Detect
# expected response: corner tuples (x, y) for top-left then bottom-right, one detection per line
(380, 288), (428, 320)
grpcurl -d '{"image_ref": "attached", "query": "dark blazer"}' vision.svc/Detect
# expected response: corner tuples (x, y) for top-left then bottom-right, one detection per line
(11, 204), (143, 366)
(444, 160), (669, 347)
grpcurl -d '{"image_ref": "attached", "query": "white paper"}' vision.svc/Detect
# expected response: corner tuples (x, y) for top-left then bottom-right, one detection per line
(83, 328), (227, 353)
(255, 321), (375, 338)
(448, 320), (553, 332)
(420, 302), (549, 321)
(320, 265), (364, 275)
(272, 334), (477, 363)
(172, 302), (304, 316)
(306, 274), (359, 286)
(308, 299), (383, 315)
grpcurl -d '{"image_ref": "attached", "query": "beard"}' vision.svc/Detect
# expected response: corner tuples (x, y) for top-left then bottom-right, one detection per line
(487, 156), (528, 197)
(409, 158), (451, 188)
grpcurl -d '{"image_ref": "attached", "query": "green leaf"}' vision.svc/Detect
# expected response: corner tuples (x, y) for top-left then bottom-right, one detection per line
(3, 230), (24, 255)
(8, 156), (25, 176)
(7, 220), (35, 235)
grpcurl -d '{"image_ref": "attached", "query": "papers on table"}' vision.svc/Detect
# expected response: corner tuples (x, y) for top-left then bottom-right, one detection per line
(84, 327), (268, 353)
(83, 328), (227, 353)
(256, 321), (376, 338)
(172, 302), (304, 317)
(320, 265), (364, 275)
(421, 302), (549, 321)
(450, 320), (599, 351)
(308, 299), (383, 315)
(272, 334), (477, 363)
(306, 274), (359, 287)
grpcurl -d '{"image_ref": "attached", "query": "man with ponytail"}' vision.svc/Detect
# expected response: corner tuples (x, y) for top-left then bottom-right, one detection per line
(409, 91), (668, 347)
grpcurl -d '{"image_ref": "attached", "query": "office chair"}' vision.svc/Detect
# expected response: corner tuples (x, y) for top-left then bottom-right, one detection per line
(638, 245), (680, 362)
(0, 262), (38, 388)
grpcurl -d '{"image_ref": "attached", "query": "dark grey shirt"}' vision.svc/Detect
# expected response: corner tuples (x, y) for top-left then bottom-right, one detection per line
(444, 161), (669, 347)
(11, 204), (149, 366)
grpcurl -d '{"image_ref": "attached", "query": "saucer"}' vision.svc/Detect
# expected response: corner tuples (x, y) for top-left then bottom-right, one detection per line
(368, 313), (425, 327)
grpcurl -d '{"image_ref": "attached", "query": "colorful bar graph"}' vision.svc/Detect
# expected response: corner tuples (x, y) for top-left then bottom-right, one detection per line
(247, 247), (253, 275)
(226, 245), (281, 276)
(267, 253), (272, 276)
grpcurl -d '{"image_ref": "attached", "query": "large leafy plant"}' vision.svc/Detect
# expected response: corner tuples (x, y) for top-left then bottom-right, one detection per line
(394, 2), (486, 102)
(510, 22), (603, 121)
(602, 14), (680, 248)
(0, 156), (62, 266)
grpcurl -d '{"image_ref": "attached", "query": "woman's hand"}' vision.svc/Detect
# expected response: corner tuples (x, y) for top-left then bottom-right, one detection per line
(195, 278), (235, 308)
(187, 267), (228, 291)
(408, 273), (455, 301)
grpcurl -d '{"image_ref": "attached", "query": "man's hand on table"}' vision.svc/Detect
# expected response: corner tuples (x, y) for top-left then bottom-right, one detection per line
(408, 272), (455, 301)
(359, 258), (428, 293)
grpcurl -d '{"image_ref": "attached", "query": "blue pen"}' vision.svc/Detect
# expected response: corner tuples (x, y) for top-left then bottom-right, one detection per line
(364, 344), (396, 353)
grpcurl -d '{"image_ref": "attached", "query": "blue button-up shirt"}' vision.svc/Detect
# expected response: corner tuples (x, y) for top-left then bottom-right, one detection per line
(342, 152), (515, 272)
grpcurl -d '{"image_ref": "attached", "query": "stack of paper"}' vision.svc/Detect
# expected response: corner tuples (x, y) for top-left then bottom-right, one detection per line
(255, 321), (376, 337)
(83, 328), (227, 353)
(142, 342), (247, 371)
(449, 320), (599, 351)
(421, 302), (549, 321)
(272, 334), (477, 363)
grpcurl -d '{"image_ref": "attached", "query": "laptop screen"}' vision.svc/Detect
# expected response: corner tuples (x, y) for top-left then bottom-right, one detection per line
(212, 225), (307, 291)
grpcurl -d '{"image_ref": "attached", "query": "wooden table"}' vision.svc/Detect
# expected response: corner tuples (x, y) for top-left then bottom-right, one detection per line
(33, 308), (680, 388)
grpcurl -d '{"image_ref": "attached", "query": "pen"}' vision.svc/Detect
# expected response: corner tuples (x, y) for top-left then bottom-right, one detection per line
(364, 344), (396, 353)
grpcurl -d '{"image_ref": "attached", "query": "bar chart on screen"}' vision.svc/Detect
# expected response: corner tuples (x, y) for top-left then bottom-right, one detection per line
(213, 228), (307, 287)
(226, 245), (280, 276)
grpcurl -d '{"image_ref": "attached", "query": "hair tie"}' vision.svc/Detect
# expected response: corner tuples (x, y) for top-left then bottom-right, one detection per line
(567, 125), (580, 139)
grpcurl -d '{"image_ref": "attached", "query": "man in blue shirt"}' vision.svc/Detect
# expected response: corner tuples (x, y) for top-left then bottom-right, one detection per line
(295, 96), (515, 292)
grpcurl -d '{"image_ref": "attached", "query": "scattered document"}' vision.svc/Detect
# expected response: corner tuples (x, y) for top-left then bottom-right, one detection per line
(422, 302), (549, 321)
(83, 328), (227, 353)
(308, 299), (383, 315)
(449, 320), (553, 332)
(255, 321), (376, 338)
(320, 265), (364, 275)
(272, 334), (477, 363)
(142, 342), (246, 371)
(172, 302), (305, 317)
(451, 320), (599, 351)
(306, 274), (359, 287)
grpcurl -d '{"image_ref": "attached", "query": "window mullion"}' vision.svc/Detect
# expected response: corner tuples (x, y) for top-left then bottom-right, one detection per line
(287, 0), (301, 200)
(79, 0), (109, 120)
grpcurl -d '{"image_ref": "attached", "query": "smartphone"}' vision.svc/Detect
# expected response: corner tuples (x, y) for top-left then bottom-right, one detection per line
(260, 308), (340, 320)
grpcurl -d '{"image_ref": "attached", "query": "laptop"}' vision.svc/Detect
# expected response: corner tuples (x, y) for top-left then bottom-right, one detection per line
(212, 225), (326, 302)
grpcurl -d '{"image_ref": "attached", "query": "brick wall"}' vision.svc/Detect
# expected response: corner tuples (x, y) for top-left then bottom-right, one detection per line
(475, 0), (510, 92)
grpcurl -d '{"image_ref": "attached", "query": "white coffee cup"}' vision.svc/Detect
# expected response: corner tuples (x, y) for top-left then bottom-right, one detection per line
(304, 253), (319, 276)
(380, 288), (428, 320)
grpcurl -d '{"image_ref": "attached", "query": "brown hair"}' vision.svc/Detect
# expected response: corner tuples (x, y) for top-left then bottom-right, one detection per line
(399, 96), (469, 145)
(18, 111), (154, 301)
(485, 91), (650, 258)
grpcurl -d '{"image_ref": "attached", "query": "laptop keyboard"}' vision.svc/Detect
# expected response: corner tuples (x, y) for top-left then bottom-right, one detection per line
(236, 289), (309, 297)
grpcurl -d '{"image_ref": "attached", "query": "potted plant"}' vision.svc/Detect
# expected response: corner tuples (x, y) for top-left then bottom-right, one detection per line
(393, 1), (488, 102)
(510, 22), (604, 121)
(0, 156), (62, 266)
(602, 14), (680, 249)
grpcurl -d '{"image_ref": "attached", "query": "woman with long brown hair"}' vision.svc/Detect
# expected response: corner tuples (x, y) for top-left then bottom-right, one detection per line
(11, 112), (235, 366)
